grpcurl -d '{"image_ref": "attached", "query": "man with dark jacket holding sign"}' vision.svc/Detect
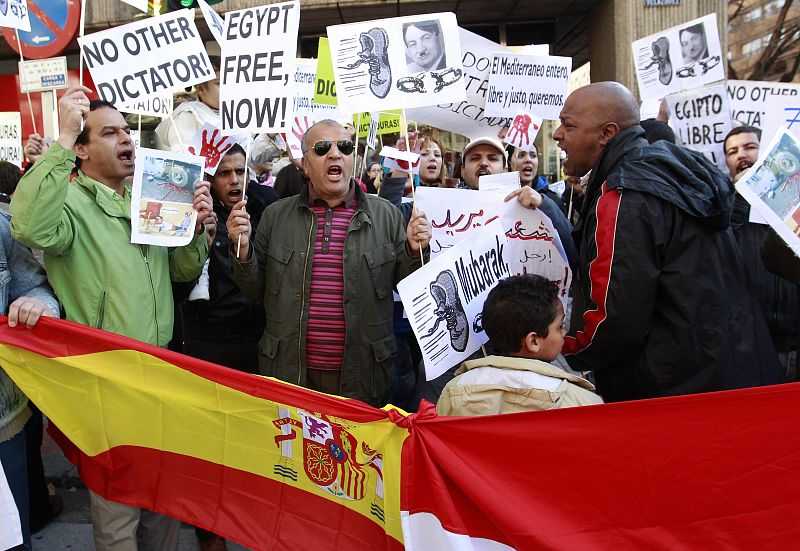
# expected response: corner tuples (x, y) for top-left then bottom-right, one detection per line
(555, 82), (783, 402)
(227, 120), (431, 406)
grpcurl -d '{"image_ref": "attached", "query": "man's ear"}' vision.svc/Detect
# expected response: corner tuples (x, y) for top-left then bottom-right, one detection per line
(522, 331), (541, 355)
(74, 141), (89, 162)
(598, 122), (621, 147)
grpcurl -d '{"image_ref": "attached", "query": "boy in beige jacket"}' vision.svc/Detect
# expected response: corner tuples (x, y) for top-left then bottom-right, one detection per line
(437, 274), (603, 416)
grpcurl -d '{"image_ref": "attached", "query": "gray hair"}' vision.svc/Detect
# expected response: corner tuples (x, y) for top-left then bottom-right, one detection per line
(300, 119), (345, 154)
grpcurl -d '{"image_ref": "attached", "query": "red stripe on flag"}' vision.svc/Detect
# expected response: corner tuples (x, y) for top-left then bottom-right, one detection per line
(402, 387), (800, 548)
(563, 181), (621, 355)
(50, 427), (402, 551)
(0, 317), (389, 423)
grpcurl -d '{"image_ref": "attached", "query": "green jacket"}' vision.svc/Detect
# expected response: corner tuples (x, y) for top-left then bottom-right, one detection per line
(232, 183), (426, 405)
(10, 143), (208, 347)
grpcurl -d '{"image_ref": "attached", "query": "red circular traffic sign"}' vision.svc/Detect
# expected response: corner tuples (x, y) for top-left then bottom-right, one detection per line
(3, 0), (81, 59)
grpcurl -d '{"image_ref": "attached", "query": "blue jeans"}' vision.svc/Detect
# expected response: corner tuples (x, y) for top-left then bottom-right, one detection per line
(1, 429), (30, 550)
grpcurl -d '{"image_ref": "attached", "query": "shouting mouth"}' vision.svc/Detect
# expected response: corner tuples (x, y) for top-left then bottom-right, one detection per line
(118, 150), (134, 167)
(327, 165), (344, 181)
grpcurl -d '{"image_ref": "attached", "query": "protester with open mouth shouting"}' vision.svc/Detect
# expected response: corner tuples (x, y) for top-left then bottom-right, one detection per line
(228, 119), (431, 406)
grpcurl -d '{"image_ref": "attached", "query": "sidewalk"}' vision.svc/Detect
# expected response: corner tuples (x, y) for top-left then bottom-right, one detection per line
(35, 426), (249, 551)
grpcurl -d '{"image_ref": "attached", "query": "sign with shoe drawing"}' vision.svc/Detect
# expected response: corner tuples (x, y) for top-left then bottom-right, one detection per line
(327, 12), (466, 114)
(632, 13), (724, 100)
(398, 220), (510, 380)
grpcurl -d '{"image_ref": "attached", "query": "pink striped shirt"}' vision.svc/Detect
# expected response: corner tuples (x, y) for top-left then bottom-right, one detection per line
(305, 193), (357, 371)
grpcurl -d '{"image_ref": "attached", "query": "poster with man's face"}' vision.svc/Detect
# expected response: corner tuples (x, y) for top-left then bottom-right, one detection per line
(327, 12), (465, 114)
(632, 13), (723, 100)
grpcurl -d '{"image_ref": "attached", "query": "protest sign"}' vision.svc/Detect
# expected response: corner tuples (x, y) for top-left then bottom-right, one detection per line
(313, 37), (337, 107)
(416, 186), (571, 299)
(380, 145), (420, 174)
(666, 82), (731, 174)
(0, 0), (30, 32)
(366, 111), (379, 149)
(187, 123), (238, 175)
(0, 112), (23, 168)
(18, 57), (67, 93)
(503, 110), (542, 151)
(327, 12), (465, 114)
(197, 0), (225, 45)
(131, 148), (202, 247)
(736, 128), (800, 257)
(632, 13), (724, 100)
(0, 465), (22, 550)
(284, 59), (342, 158)
(78, 10), (212, 108)
(406, 28), (512, 139)
(728, 81), (800, 146)
(479, 172), (519, 194)
(398, 220), (510, 380)
(354, 111), (401, 138)
(119, 0), (148, 13)
(485, 53), (571, 120)
(120, 93), (173, 118)
(220, 0), (299, 133)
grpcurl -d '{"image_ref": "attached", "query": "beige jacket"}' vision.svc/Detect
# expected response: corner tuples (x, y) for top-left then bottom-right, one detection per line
(437, 355), (603, 416)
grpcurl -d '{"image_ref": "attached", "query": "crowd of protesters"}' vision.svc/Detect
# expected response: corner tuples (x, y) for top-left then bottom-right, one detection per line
(0, 57), (797, 551)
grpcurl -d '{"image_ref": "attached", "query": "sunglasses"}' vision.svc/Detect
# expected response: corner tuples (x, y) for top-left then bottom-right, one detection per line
(305, 140), (355, 156)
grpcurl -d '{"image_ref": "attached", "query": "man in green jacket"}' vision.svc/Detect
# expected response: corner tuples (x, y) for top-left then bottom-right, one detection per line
(227, 120), (431, 406)
(11, 85), (212, 551)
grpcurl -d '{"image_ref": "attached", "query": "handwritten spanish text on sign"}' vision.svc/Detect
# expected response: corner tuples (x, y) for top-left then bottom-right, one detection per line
(484, 53), (571, 120)
(220, 0), (300, 133)
(78, 10), (212, 108)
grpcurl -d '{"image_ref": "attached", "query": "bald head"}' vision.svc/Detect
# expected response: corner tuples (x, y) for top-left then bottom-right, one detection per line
(570, 82), (640, 130)
(552, 82), (641, 176)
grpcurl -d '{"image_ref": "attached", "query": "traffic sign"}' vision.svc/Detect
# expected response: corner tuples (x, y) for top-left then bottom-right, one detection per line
(2, 0), (81, 59)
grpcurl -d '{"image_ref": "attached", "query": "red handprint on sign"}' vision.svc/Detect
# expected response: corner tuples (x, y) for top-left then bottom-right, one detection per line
(508, 114), (533, 148)
(288, 115), (315, 157)
(188, 128), (233, 171)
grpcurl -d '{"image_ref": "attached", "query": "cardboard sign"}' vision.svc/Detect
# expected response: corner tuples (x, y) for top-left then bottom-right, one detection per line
(485, 53), (571, 120)
(120, 93), (173, 118)
(78, 10), (213, 108)
(666, 82), (731, 174)
(632, 13), (724, 100)
(728, 80), (800, 146)
(187, 123), (238, 175)
(327, 12), (465, 114)
(736, 128), (800, 257)
(18, 57), (68, 93)
(131, 147), (203, 247)
(0, 112), (22, 168)
(397, 220), (511, 380)
(220, 0), (300, 132)
(0, 0), (30, 32)
(416, 186), (571, 300)
(503, 110), (542, 151)
(478, 172), (519, 194)
(313, 37), (337, 107)
(406, 28), (512, 139)
(197, 0), (225, 45)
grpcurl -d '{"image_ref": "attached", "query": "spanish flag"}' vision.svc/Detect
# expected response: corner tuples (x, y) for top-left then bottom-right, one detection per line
(0, 317), (406, 550)
(3, 318), (800, 549)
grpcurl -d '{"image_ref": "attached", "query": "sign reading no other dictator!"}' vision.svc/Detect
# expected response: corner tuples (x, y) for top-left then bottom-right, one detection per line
(78, 10), (212, 107)
(220, 0), (300, 133)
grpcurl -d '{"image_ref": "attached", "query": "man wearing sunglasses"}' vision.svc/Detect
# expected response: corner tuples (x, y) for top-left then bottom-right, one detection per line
(228, 119), (431, 406)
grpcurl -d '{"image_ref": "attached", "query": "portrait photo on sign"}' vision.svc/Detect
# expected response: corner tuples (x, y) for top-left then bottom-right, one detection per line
(736, 128), (800, 256)
(632, 13), (723, 100)
(131, 147), (203, 247)
(327, 12), (465, 114)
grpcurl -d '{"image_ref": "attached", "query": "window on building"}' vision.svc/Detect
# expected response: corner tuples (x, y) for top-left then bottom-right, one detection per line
(744, 7), (762, 21)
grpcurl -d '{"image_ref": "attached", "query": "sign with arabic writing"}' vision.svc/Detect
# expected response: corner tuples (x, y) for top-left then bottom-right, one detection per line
(415, 187), (572, 301)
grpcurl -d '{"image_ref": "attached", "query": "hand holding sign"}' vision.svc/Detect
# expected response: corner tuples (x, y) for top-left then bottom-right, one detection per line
(192, 181), (214, 236)
(227, 200), (252, 259)
(407, 209), (431, 253)
(56, 86), (92, 150)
